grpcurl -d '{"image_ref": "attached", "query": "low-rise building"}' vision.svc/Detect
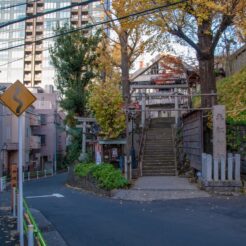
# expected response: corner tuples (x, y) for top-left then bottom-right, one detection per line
(0, 83), (66, 177)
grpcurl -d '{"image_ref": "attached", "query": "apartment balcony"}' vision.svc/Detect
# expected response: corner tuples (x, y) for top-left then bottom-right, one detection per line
(24, 65), (32, 71)
(37, 0), (44, 5)
(30, 136), (41, 149)
(25, 45), (32, 51)
(24, 56), (32, 62)
(34, 65), (42, 71)
(82, 15), (89, 21)
(37, 7), (44, 12)
(36, 26), (44, 33)
(35, 45), (43, 51)
(27, 8), (34, 14)
(82, 6), (89, 11)
(36, 16), (44, 23)
(71, 7), (79, 13)
(24, 74), (32, 81)
(25, 36), (34, 43)
(35, 55), (42, 61)
(26, 19), (34, 24)
(5, 142), (18, 151)
(35, 74), (42, 80)
(26, 25), (33, 33)
(71, 15), (79, 21)
(30, 115), (41, 126)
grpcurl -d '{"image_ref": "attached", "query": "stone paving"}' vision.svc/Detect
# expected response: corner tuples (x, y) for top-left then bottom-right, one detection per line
(112, 176), (211, 201)
(0, 190), (19, 246)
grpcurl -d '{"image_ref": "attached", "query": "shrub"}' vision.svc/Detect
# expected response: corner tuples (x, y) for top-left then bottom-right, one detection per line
(74, 163), (128, 190)
(74, 163), (95, 177)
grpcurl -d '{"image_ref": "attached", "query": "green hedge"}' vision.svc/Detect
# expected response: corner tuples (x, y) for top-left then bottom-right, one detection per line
(74, 163), (128, 190)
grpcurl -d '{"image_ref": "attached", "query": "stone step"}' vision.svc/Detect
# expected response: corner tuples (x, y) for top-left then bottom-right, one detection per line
(143, 157), (175, 161)
(142, 167), (175, 171)
(146, 137), (173, 140)
(142, 171), (176, 176)
(144, 151), (174, 155)
(145, 147), (174, 150)
(147, 132), (172, 135)
(146, 137), (173, 141)
(144, 148), (174, 151)
(143, 156), (174, 159)
(143, 162), (175, 166)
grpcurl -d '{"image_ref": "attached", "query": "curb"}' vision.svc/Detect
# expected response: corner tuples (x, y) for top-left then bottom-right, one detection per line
(30, 208), (67, 246)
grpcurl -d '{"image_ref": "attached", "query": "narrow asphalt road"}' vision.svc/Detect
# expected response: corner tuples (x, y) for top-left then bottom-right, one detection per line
(24, 174), (246, 246)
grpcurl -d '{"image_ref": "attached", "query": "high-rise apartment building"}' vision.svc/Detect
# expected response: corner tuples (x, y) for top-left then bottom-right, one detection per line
(0, 0), (108, 87)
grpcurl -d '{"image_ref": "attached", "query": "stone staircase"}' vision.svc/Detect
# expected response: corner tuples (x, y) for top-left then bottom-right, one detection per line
(142, 117), (176, 176)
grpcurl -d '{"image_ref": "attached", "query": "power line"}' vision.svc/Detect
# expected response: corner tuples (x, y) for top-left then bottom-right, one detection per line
(0, 0), (188, 53)
(0, 0), (41, 11)
(0, 16), (134, 67)
(0, 0), (99, 29)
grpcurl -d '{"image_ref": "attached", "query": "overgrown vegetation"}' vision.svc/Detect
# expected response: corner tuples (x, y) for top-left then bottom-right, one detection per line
(217, 66), (246, 124)
(74, 163), (129, 190)
(192, 66), (246, 124)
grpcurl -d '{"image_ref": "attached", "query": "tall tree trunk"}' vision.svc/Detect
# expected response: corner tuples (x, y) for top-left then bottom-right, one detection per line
(197, 20), (217, 108)
(119, 31), (130, 104)
(119, 30), (130, 178)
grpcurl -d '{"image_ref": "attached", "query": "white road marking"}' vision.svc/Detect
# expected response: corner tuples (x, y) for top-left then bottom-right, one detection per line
(26, 193), (64, 199)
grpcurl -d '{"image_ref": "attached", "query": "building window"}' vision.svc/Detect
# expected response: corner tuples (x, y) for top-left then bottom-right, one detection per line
(40, 135), (46, 146)
(40, 114), (46, 125)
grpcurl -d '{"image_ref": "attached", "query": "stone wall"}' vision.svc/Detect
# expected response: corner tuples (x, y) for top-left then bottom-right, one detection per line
(67, 167), (112, 197)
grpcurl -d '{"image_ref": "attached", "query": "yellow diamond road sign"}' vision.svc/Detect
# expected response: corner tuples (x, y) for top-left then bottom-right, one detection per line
(0, 80), (36, 117)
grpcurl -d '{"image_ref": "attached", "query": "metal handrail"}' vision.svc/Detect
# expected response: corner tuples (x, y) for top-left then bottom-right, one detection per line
(23, 199), (47, 246)
(137, 117), (150, 176)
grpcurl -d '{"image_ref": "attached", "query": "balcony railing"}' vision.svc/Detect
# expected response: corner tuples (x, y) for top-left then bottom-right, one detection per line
(5, 142), (18, 150)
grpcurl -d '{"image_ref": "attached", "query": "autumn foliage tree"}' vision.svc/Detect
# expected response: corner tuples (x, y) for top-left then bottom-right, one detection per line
(143, 0), (246, 107)
(103, 0), (149, 103)
(88, 79), (126, 139)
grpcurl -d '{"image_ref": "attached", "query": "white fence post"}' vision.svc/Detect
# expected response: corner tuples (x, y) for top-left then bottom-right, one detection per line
(28, 172), (30, 181)
(214, 158), (219, 181)
(228, 153), (233, 181)
(235, 154), (241, 182)
(44, 170), (47, 178)
(124, 156), (128, 180)
(207, 154), (212, 181)
(202, 153), (207, 179)
(221, 157), (226, 181)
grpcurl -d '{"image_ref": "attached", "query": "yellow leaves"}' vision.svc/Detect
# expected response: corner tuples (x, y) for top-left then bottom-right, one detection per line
(217, 65), (246, 122)
(88, 79), (126, 139)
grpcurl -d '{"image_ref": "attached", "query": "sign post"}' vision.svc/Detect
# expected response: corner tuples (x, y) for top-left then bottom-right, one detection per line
(0, 80), (36, 246)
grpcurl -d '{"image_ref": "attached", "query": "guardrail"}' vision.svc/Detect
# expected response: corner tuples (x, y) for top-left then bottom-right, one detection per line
(0, 176), (7, 191)
(23, 169), (54, 182)
(23, 199), (47, 246)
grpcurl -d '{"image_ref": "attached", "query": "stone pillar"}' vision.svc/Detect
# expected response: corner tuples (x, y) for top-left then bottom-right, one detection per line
(212, 105), (226, 159)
